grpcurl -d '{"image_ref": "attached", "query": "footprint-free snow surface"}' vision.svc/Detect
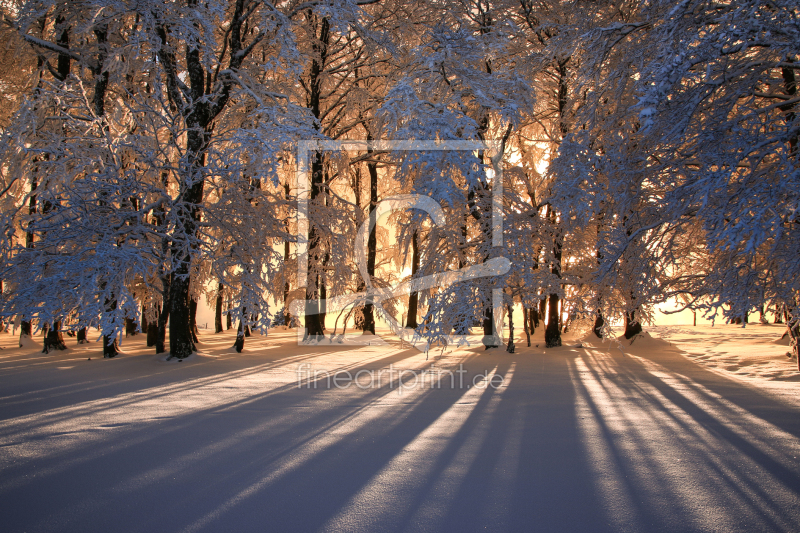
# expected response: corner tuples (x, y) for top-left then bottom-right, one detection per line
(0, 325), (799, 532)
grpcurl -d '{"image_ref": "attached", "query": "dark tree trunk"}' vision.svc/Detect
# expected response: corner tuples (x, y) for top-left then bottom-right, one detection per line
(542, 61), (570, 349)
(103, 334), (119, 358)
(42, 321), (67, 353)
(361, 142), (379, 335)
(506, 304), (515, 353)
(19, 319), (32, 338)
(303, 17), (329, 342)
(146, 311), (158, 347)
(125, 317), (137, 337)
(529, 307), (536, 333)
(483, 307), (499, 349)
(406, 231), (420, 329)
(545, 293), (562, 347)
(55, 16), (71, 81)
(77, 327), (87, 344)
(593, 310), (604, 338)
(169, 263), (197, 357)
(318, 277), (327, 332)
(283, 182), (292, 327)
(189, 297), (200, 343)
(154, 2), (260, 357)
(233, 321), (245, 353)
(169, 274), (195, 357)
(236, 307), (251, 338)
(20, 172), (35, 347)
(215, 283), (224, 333)
(226, 308), (232, 330)
(693, 310), (697, 327)
(156, 300), (169, 354)
(624, 311), (643, 339)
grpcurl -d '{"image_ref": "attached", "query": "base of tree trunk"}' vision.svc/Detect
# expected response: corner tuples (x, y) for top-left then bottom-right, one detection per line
(482, 307), (500, 349)
(42, 323), (67, 353)
(544, 327), (562, 348)
(545, 294), (561, 348)
(624, 313), (643, 339)
(103, 335), (119, 358)
(125, 317), (138, 336)
(77, 327), (88, 344)
(233, 320), (246, 352)
(362, 303), (376, 335)
(233, 333), (244, 353)
(215, 284), (224, 333)
(593, 311), (604, 338)
(156, 312), (168, 354)
(146, 323), (158, 347)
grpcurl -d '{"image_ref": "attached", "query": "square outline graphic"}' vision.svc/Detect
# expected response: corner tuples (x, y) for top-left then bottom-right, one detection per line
(295, 140), (504, 346)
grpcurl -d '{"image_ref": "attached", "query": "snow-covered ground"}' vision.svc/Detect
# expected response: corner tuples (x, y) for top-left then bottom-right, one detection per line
(1, 326), (799, 532)
(650, 324), (799, 381)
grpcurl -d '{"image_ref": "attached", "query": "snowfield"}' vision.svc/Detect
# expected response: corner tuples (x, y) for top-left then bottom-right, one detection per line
(0, 326), (799, 532)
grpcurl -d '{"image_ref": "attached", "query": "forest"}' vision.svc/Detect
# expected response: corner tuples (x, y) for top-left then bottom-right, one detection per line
(0, 0), (797, 361)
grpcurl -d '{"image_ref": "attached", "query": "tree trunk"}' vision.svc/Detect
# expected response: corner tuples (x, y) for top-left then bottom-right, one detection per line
(19, 319), (32, 346)
(483, 307), (499, 349)
(169, 273), (195, 358)
(283, 182), (292, 327)
(42, 321), (67, 353)
(318, 280), (327, 332)
(146, 307), (158, 347)
(523, 307), (531, 347)
(406, 231), (420, 329)
(77, 327), (87, 344)
(624, 311), (643, 339)
(226, 307), (232, 330)
(528, 307), (536, 336)
(215, 283), (224, 333)
(506, 304), (515, 353)
(233, 320), (245, 353)
(189, 297), (200, 343)
(103, 334), (119, 358)
(593, 310), (604, 338)
(545, 293), (562, 347)
(361, 144), (379, 335)
(125, 317), (137, 337)
(303, 17), (329, 342)
(156, 300), (169, 354)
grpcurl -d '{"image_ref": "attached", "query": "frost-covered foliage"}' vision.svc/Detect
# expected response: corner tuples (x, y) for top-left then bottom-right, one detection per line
(550, 0), (800, 349)
(0, 0), (798, 358)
